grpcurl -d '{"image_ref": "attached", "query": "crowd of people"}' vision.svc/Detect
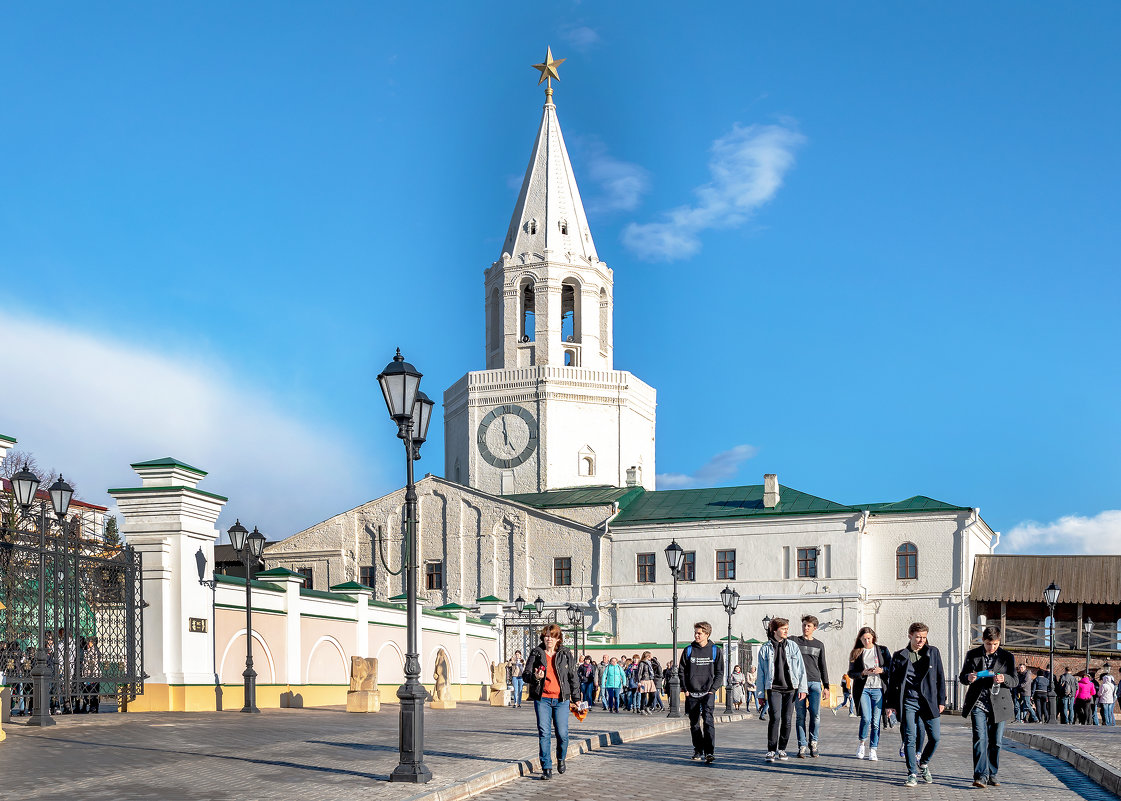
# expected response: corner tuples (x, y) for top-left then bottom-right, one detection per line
(1, 628), (105, 716)
(514, 616), (1120, 786)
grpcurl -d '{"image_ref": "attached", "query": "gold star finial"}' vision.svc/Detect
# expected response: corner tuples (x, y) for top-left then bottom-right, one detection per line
(532, 47), (565, 90)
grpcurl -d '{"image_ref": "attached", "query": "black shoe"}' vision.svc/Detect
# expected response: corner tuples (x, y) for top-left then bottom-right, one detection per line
(987, 778), (1000, 787)
(557, 759), (566, 774)
(542, 769), (552, 780)
(705, 753), (715, 764)
(692, 751), (703, 761)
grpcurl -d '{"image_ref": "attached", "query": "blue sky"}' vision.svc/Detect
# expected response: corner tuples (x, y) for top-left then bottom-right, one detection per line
(1, 3), (1118, 552)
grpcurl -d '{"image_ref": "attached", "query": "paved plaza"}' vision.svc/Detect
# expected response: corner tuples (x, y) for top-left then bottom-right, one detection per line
(1, 705), (1118, 801)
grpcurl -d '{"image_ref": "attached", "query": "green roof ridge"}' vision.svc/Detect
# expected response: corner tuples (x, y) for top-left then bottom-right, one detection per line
(475, 595), (506, 602)
(434, 602), (472, 611)
(256, 567), (306, 580)
(0, 434), (16, 444)
(129, 457), (207, 476)
(330, 581), (374, 591)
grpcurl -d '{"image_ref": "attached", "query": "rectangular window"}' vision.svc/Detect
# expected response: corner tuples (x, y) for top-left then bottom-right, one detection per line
(296, 567), (314, 590)
(681, 551), (696, 582)
(797, 547), (818, 578)
(553, 557), (572, 586)
(716, 549), (736, 581)
(636, 553), (656, 583)
(425, 561), (443, 590)
(359, 565), (375, 587)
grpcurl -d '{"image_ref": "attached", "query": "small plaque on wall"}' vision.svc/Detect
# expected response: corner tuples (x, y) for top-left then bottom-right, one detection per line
(188, 617), (208, 633)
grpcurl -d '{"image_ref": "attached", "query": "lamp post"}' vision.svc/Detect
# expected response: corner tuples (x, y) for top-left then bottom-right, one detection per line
(378, 349), (435, 784)
(228, 520), (266, 713)
(12, 467), (73, 727)
(567, 604), (583, 665)
(720, 585), (740, 714)
(762, 614), (772, 636)
(1044, 581), (1060, 723)
(1084, 619), (1094, 674)
(664, 539), (685, 718)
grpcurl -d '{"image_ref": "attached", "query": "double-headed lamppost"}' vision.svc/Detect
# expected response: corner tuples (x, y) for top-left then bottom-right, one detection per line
(566, 604), (584, 665)
(378, 349), (435, 784)
(228, 520), (266, 713)
(10, 466), (73, 727)
(1084, 619), (1094, 674)
(1044, 581), (1060, 723)
(514, 595), (546, 619)
(720, 585), (740, 714)
(664, 539), (685, 718)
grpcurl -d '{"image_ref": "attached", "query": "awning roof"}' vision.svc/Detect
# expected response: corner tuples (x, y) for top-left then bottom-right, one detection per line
(970, 555), (1121, 605)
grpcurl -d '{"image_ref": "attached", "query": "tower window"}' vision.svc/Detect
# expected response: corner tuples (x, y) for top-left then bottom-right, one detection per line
(559, 219), (568, 235)
(520, 279), (536, 342)
(578, 445), (596, 477)
(526, 219), (537, 234)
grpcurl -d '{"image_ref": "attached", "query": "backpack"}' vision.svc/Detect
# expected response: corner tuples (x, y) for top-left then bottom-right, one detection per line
(651, 657), (663, 680)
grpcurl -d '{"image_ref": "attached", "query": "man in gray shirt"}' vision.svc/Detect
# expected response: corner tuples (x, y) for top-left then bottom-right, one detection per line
(793, 615), (830, 758)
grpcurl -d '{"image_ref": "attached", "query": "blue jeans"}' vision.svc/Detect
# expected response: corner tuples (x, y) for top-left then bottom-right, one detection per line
(534, 697), (569, 769)
(604, 687), (619, 711)
(796, 681), (823, 747)
(1103, 704), (1116, 726)
(970, 704), (1005, 780)
(859, 687), (883, 747)
(1061, 695), (1074, 723)
(512, 677), (524, 706)
(901, 700), (941, 776)
(581, 681), (595, 706)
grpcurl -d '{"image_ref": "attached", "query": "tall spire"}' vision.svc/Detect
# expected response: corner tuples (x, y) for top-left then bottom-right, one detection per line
(500, 49), (598, 264)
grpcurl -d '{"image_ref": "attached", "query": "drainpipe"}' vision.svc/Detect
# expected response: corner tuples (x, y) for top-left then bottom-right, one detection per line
(587, 502), (621, 641)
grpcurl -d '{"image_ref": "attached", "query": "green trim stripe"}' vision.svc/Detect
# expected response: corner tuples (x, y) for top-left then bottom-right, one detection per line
(108, 485), (229, 502)
(129, 457), (208, 476)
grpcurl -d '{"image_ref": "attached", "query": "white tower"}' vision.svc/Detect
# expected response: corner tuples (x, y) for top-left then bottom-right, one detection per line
(444, 51), (656, 495)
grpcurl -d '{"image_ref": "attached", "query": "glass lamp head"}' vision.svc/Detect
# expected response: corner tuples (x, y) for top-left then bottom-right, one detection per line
(10, 465), (40, 510)
(377, 348), (422, 424)
(227, 519), (249, 554)
(48, 475), (74, 519)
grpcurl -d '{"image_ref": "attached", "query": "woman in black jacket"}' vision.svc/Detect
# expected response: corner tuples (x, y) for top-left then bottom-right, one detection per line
(847, 626), (892, 761)
(522, 623), (581, 779)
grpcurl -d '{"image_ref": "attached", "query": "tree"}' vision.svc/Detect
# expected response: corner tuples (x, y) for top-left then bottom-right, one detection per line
(103, 515), (122, 546)
(0, 449), (79, 497)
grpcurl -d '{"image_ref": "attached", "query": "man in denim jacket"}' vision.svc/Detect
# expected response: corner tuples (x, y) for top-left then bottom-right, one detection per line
(757, 617), (808, 762)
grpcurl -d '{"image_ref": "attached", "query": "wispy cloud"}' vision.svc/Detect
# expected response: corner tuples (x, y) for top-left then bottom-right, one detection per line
(575, 137), (651, 215)
(657, 444), (758, 489)
(560, 25), (600, 52)
(622, 122), (805, 261)
(1001, 510), (1121, 554)
(0, 309), (374, 541)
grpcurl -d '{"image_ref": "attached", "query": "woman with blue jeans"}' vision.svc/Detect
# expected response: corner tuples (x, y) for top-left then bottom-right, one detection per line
(847, 626), (892, 761)
(511, 651), (526, 708)
(522, 624), (581, 780)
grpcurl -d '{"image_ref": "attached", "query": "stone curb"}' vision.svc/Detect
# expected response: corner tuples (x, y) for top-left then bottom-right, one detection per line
(1006, 729), (1121, 796)
(401, 712), (752, 801)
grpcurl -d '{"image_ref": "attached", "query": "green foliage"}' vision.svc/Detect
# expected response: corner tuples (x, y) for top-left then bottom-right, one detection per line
(103, 515), (121, 546)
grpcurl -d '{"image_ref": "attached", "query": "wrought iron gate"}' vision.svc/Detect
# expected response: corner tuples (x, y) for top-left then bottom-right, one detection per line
(502, 611), (558, 663)
(0, 509), (145, 713)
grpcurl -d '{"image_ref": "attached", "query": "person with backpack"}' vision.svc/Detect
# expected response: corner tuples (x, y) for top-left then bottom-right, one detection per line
(577, 655), (597, 713)
(625, 655), (640, 711)
(757, 616), (808, 763)
(679, 621), (724, 763)
(1098, 665), (1117, 726)
(596, 655), (609, 710)
(601, 657), (624, 712)
(651, 655), (665, 711)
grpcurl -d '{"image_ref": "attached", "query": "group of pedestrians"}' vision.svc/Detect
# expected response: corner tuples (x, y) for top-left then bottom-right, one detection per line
(1010, 662), (1117, 725)
(1, 629), (104, 716)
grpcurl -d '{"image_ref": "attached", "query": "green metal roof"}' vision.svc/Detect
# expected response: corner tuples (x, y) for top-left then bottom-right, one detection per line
(257, 567), (306, 580)
(505, 485), (645, 510)
(862, 495), (971, 514)
(611, 484), (853, 526)
(475, 595), (506, 603)
(610, 484), (971, 527)
(0, 434), (16, 444)
(129, 457), (207, 476)
(434, 602), (472, 611)
(330, 580), (374, 592)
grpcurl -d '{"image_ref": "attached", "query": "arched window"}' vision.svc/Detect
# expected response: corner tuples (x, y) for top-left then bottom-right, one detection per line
(487, 287), (501, 354)
(896, 542), (918, 580)
(561, 279), (581, 345)
(598, 287), (609, 355)
(578, 445), (596, 477)
(519, 278), (536, 342)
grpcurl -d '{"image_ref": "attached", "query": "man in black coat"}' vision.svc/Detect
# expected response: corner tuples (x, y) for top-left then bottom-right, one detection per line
(885, 622), (946, 788)
(960, 626), (1019, 788)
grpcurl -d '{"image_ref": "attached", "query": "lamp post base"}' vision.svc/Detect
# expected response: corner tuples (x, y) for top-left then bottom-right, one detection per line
(27, 650), (56, 727)
(391, 676), (432, 783)
(666, 672), (682, 719)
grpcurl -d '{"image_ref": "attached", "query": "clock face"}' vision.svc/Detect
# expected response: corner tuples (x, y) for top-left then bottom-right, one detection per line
(477, 404), (539, 469)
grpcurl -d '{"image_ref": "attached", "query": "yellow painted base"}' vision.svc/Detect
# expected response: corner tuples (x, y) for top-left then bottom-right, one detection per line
(0, 721), (6, 743)
(123, 682), (490, 712)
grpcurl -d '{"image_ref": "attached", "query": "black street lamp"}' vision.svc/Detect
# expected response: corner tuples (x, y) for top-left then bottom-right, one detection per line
(1044, 581), (1060, 723)
(720, 585), (740, 714)
(378, 349), (435, 784)
(1084, 619), (1094, 674)
(664, 539), (685, 718)
(566, 604), (583, 664)
(13, 467), (72, 727)
(762, 614), (772, 635)
(228, 520), (266, 713)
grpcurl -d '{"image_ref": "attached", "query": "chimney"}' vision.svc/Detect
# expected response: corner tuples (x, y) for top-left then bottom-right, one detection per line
(763, 474), (780, 508)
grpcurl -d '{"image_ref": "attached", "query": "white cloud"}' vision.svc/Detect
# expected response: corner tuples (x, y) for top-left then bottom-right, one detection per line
(576, 138), (651, 215)
(560, 25), (600, 52)
(657, 444), (758, 489)
(622, 122), (805, 262)
(1001, 510), (1121, 554)
(0, 309), (376, 541)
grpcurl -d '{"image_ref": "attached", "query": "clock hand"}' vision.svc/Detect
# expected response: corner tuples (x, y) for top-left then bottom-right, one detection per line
(501, 417), (510, 447)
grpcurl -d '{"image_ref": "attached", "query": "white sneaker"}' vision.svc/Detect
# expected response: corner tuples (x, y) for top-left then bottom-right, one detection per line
(869, 748), (879, 761)
(856, 742), (866, 760)
(778, 750), (790, 761)
(765, 751), (776, 762)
